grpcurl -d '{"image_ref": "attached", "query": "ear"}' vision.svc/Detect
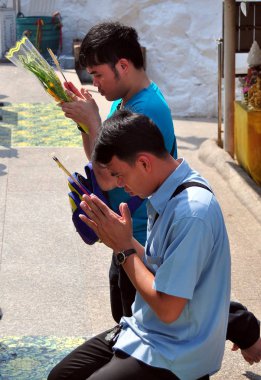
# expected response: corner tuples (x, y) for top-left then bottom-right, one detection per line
(117, 58), (129, 73)
(136, 154), (152, 173)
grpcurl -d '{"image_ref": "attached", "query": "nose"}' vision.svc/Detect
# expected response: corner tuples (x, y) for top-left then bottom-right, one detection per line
(116, 177), (124, 188)
(92, 77), (98, 87)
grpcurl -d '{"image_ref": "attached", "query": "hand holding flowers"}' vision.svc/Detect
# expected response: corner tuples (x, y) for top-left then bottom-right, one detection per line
(61, 81), (101, 135)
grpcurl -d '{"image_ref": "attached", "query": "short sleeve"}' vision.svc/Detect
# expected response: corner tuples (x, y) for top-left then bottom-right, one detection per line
(126, 94), (175, 155)
(153, 217), (214, 299)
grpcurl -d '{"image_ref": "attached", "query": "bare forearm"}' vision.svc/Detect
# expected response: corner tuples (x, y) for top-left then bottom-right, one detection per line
(122, 252), (187, 323)
(60, 88), (102, 160)
(82, 125), (101, 159)
(130, 237), (145, 260)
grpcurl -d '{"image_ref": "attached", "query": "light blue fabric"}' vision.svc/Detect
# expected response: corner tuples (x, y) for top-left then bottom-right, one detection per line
(114, 159), (231, 380)
(107, 82), (177, 244)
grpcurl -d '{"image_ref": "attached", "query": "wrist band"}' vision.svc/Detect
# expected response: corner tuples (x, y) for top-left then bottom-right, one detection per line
(77, 124), (86, 133)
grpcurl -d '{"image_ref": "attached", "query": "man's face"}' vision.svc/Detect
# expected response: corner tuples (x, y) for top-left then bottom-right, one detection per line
(106, 155), (151, 199)
(87, 62), (125, 101)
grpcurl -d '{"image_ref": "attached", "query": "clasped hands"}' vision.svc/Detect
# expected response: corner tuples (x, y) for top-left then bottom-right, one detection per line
(79, 193), (133, 252)
(61, 82), (101, 129)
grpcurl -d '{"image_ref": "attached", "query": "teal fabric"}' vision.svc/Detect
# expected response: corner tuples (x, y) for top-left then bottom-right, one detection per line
(107, 82), (177, 244)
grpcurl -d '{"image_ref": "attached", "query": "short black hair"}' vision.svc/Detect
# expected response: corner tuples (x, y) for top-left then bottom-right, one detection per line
(92, 110), (168, 165)
(79, 21), (144, 69)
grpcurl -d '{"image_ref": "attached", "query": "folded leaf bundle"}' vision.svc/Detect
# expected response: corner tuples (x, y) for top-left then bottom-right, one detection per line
(6, 37), (89, 133)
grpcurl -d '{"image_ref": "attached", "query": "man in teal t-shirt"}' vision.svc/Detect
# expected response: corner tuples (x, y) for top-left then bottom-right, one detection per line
(61, 22), (177, 321)
(108, 81), (177, 245)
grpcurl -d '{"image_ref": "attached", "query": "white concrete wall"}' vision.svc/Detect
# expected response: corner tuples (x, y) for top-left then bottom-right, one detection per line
(17, 0), (224, 118)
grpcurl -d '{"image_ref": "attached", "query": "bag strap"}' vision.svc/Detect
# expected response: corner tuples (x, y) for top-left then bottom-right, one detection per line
(153, 181), (213, 226)
(172, 181), (212, 198)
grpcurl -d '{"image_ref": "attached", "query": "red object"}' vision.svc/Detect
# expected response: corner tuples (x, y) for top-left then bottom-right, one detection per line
(52, 12), (63, 52)
(36, 18), (44, 51)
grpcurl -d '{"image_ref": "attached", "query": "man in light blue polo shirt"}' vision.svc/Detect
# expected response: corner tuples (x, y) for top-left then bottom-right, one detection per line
(113, 156), (230, 379)
(48, 110), (231, 380)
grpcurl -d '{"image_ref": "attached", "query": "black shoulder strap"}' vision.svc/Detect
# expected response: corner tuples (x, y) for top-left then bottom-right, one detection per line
(171, 181), (213, 199)
(153, 182), (213, 226)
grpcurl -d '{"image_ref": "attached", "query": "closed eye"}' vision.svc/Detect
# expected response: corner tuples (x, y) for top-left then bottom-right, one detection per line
(111, 172), (122, 178)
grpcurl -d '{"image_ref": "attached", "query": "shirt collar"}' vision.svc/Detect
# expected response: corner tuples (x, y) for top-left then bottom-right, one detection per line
(148, 159), (191, 216)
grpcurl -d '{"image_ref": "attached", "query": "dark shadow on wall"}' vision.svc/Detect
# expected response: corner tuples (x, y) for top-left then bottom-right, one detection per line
(0, 102), (19, 176)
(0, 102), (18, 148)
(0, 148), (19, 177)
(0, 125), (12, 148)
(227, 160), (261, 198)
(177, 135), (208, 151)
(173, 116), (218, 152)
(0, 162), (8, 176)
(243, 370), (261, 380)
(1, 107), (18, 125)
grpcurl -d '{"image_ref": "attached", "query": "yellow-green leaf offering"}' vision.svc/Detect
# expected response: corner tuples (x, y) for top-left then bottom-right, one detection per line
(6, 37), (89, 133)
(6, 36), (70, 103)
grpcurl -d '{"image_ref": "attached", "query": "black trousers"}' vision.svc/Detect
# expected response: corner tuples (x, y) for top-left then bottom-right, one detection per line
(48, 328), (209, 380)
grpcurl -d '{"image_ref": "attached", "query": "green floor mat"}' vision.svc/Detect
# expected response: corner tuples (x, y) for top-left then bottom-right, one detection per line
(0, 103), (82, 147)
(0, 336), (87, 379)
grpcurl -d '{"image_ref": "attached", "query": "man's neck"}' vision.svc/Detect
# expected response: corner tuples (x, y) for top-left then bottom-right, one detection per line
(150, 157), (181, 195)
(122, 70), (151, 105)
